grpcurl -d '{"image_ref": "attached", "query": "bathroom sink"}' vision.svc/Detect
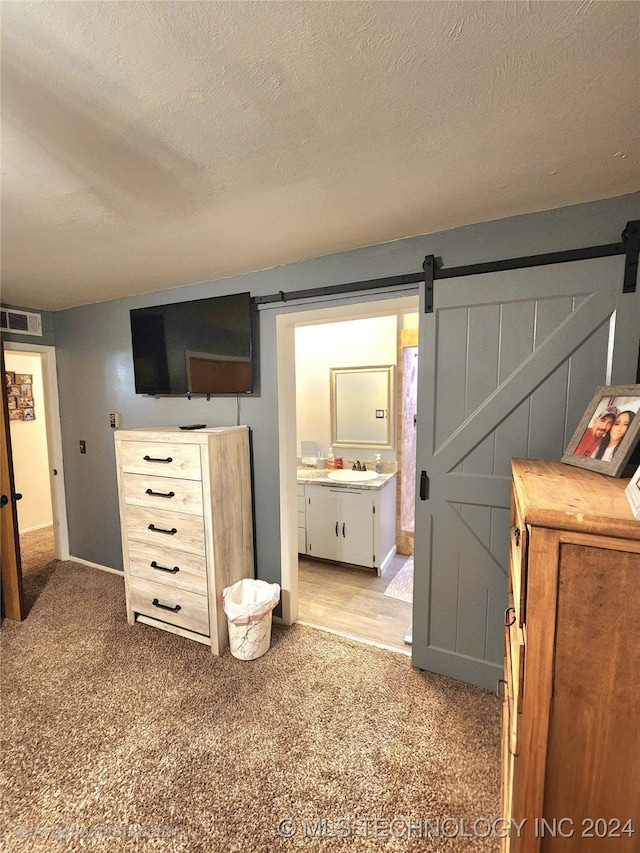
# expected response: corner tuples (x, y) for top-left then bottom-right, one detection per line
(327, 469), (379, 482)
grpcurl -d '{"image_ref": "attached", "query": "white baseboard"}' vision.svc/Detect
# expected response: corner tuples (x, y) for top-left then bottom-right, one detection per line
(378, 545), (398, 577)
(19, 522), (54, 534)
(68, 556), (124, 577)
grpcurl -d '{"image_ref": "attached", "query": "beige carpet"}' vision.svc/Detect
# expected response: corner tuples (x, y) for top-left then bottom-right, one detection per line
(1, 545), (501, 852)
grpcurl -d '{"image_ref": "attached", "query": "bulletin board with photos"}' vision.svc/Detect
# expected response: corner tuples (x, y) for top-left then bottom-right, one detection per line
(5, 371), (35, 421)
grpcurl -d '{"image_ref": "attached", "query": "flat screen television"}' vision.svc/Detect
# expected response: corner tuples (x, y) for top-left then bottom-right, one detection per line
(130, 292), (255, 395)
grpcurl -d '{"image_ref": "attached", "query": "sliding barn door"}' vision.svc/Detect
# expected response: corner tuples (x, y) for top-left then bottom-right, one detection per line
(412, 255), (638, 689)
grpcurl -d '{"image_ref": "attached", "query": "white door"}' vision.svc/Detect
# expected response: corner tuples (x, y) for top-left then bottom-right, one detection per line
(412, 255), (638, 689)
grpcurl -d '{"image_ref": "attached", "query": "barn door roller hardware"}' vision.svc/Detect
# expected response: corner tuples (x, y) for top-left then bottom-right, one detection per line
(622, 221), (640, 294)
(423, 219), (639, 313)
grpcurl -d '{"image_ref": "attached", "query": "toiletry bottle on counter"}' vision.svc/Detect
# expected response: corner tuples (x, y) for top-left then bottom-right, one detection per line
(327, 447), (335, 469)
(375, 454), (382, 474)
(335, 454), (343, 469)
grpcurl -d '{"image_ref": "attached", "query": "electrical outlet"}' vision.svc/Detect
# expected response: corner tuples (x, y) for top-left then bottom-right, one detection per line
(79, 440), (86, 454)
(110, 413), (121, 429)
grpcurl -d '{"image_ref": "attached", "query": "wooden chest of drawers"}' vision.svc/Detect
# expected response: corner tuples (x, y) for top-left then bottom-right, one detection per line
(501, 459), (640, 852)
(114, 426), (254, 654)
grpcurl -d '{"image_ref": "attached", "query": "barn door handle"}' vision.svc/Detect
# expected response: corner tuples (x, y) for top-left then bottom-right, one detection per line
(0, 494), (8, 507)
(420, 470), (429, 500)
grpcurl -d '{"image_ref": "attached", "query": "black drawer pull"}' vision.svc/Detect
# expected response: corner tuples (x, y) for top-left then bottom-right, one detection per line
(150, 561), (180, 574)
(496, 678), (508, 701)
(145, 488), (175, 498)
(143, 455), (173, 463)
(335, 521), (339, 537)
(148, 524), (177, 535)
(512, 527), (521, 547)
(505, 607), (516, 627)
(342, 522), (346, 538)
(152, 598), (181, 613)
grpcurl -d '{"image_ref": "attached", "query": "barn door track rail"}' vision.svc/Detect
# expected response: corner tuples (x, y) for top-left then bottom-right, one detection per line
(253, 220), (638, 311)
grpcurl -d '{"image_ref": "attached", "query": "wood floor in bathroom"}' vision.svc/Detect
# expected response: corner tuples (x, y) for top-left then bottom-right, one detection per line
(297, 554), (412, 654)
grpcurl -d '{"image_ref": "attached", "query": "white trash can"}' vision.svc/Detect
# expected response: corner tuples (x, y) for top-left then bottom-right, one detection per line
(222, 579), (280, 660)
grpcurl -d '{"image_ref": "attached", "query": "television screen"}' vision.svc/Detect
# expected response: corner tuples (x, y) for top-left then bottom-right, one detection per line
(130, 292), (254, 395)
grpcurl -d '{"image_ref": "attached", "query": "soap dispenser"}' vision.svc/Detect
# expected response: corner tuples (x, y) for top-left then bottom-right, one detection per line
(375, 454), (382, 474)
(327, 447), (335, 469)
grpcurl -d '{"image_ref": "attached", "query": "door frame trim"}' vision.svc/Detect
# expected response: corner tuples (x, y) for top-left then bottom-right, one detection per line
(275, 294), (419, 626)
(3, 342), (69, 560)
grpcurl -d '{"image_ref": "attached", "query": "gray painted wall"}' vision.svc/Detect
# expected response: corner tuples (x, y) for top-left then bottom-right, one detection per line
(41, 193), (640, 584)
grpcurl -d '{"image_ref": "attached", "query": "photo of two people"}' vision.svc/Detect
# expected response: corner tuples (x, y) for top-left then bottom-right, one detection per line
(563, 385), (640, 477)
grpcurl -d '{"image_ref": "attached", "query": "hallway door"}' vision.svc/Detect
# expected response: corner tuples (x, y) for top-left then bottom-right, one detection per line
(412, 255), (638, 689)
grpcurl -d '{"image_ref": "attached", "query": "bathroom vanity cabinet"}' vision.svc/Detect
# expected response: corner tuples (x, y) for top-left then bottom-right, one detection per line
(114, 426), (254, 654)
(302, 475), (396, 573)
(501, 459), (640, 852)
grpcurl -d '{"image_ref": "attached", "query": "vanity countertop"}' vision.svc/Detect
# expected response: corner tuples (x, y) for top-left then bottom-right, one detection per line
(296, 468), (396, 490)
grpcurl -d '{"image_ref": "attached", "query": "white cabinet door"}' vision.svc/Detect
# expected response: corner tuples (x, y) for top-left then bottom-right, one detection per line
(340, 492), (374, 567)
(306, 486), (376, 567)
(306, 490), (340, 561)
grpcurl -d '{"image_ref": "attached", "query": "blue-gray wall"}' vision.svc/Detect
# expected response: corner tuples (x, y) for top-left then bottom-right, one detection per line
(37, 193), (640, 580)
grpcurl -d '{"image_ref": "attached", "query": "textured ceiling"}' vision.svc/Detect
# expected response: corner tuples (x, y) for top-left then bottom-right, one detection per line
(1, 1), (638, 311)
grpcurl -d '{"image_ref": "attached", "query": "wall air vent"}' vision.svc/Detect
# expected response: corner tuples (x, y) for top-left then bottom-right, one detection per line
(0, 307), (42, 336)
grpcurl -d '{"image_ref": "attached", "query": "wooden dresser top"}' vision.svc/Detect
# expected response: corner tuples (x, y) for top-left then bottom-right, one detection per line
(512, 458), (639, 541)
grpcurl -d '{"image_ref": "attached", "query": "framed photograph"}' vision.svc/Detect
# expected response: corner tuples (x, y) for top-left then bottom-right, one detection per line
(625, 465), (640, 519)
(562, 384), (640, 477)
(5, 371), (15, 386)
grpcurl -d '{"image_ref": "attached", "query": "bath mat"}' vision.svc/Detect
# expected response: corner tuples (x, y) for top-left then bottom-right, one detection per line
(384, 556), (413, 603)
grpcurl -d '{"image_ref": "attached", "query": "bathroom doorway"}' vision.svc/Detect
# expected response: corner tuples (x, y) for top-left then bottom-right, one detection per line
(276, 293), (419, 653)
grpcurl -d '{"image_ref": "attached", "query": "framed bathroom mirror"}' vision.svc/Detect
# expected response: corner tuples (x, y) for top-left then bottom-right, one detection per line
(330, 365), (395, 449)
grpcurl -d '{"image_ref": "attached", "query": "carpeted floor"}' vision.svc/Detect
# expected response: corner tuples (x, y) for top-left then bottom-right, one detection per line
(1, 540), (501, 852)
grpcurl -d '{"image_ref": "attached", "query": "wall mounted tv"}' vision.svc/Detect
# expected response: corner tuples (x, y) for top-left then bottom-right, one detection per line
(130, 292), (256, 396)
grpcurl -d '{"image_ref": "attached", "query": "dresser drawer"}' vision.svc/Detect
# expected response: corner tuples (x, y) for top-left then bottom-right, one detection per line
(129, 577), (209, 636)
(127, 540), (207, 595)
(124, 505), (206, 555)
(506, 593), (525, 717)
(122, 472), (204, 515)
(119, 441), (202, 480)
(504, 626), (518, 757)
